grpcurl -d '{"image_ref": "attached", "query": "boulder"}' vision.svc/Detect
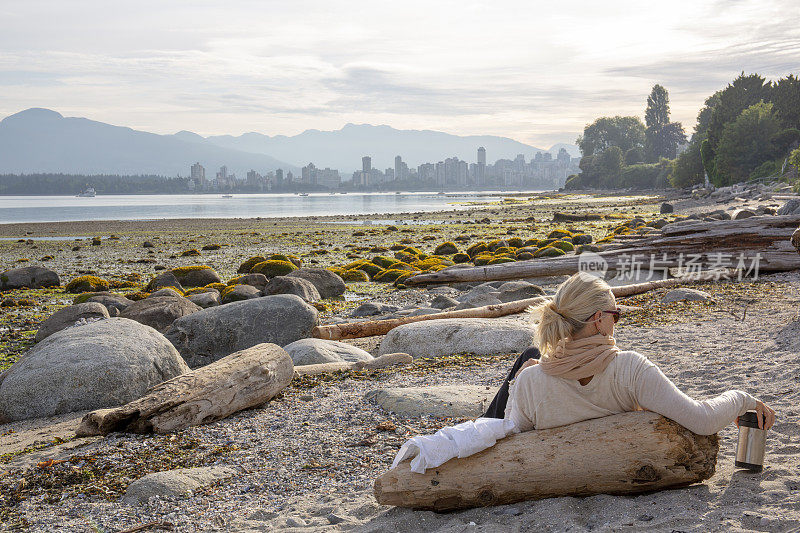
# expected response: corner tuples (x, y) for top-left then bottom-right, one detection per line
(120, 296), (201, 332)
(364, 385), (495, 418)
(123, 466), (236, 505)
(85, 292), (133, 314)
(148, 287), (184, 298)
(379, 318), (535, 359)
(263, 276), (321, 302)
(733, 209), (756, 220)
(405, 307), (441, 317)
(35, 302), (109, 342)
(283, 338), (373, 366)
(221, 284), (261, 304)
(164, 294), (318, 368)
(430, 295), (459, 310)
(0, 266), (60, 291)
(171, 266), (221, 288)
(146, 271), (184, 293)
(0, 318), (189, 421)
(496, 281), (545, 303)
(351, 302), (401, 317)
(661, 288), (713, 304)
(232, 273), (268, 291)
(187, 291), (220, 308)
(660, 202), (674, 214)
(777, 199), (800, 215)
(286, 267), (346, 298)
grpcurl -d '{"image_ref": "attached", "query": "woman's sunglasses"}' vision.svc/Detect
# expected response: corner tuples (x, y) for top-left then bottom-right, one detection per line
(585, 308), (621, 323)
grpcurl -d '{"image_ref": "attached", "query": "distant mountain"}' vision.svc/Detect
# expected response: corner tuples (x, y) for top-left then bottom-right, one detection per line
(198, 124), (579, 172)
(0, 109), (297, 176)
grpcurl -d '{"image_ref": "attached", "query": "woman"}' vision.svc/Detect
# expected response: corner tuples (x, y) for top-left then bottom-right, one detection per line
(393, 272), (775, 473)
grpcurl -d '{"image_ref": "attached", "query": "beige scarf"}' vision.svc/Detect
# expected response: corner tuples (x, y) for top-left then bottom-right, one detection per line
(539, 334), (620, 380)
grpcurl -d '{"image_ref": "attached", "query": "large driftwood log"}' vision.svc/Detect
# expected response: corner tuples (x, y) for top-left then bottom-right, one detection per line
(313, 275), (720, 341)
(76, 343), (293, 436)
(374, 411), (718, 511)
(405, 214), (800, 286)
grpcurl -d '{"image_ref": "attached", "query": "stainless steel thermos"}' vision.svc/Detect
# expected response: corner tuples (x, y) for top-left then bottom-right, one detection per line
(735, 411), (767, 472)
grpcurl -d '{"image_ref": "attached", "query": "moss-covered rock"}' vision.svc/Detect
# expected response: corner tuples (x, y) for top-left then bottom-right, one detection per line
(488, 257), (516, 265)
(473, 254), (494, 266)
(516, 251), (535, 260)
(184, 286), (219, 296)
(523, 238), (540, 247)
(453, 253), (471, 263)
(374, 268), (409, 282)
(372, 255), (401, 269)
(171, 265), (221, 287)
(202, 243), (222, 250)
(204, 282), (227, 292)
(238, 256), (267, 274)
(389, 243), (406, 251)
(341, 269), (370, 282)
(548, 229), (573, 239)
(534, 246), (566, 258)
(551, 240), (575, 252)
(571, 233), (593, 245)
(486, 239), (508, 252)
(434, 242), (459, 255)
(251, 260), (297, 278)
(466, 242), (489, 258)
(494, 246), (517, 255)
(125, 291), (150, 301)
(180, 249), (201, 257)
(65, 275), (109, 294)
(507, 237), (525, 248)
(394, 251), (418, 264)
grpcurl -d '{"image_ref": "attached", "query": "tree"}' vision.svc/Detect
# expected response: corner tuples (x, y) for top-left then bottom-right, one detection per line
(576, 116), (645, 157)
(707, 73), (770, 149)
(771, 74), (800, 130)
(714, 101), (781, 185)
(644, 85), (687, 161)
(597, 147), (624, 188)
(669, 142), (705, 188)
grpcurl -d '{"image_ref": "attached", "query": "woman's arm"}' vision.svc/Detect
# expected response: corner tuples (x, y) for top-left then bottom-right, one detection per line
(625, 353), (758, 435)
(505, 369), (537, 432)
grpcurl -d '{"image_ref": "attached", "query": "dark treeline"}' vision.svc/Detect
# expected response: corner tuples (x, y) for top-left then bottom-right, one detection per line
(566, 73), (800, 190)
(0, 173), (192, 195)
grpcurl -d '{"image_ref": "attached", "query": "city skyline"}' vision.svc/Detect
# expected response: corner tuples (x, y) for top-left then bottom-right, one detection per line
(1, 1), (798, 148)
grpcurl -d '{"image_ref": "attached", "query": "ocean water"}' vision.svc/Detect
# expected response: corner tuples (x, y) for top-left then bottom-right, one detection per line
(0, 191), (545, 224)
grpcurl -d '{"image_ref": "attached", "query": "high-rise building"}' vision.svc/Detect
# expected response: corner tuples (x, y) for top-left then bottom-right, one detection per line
(477, 147), (486, 184)
(190, 162), (205, 184)
(275, 168), (284, 188)
(477, 147), (486, 166)
(286, 171), (294, 182)
(362, 156), (372, 173)
(302, 162), (317, 185)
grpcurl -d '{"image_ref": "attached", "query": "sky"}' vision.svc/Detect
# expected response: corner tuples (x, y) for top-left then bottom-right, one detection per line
(1, 0), (798, 148)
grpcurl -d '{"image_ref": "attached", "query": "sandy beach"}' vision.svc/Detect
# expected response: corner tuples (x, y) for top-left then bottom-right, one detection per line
(1, 189), (799, 532)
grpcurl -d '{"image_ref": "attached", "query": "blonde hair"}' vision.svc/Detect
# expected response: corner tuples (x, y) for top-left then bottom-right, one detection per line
(530, 272), (615, 356)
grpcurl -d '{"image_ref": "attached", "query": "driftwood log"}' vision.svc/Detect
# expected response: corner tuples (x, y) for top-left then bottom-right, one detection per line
(405, 214), (800, 286)
(76, 343), (293, 436)
(313, 275), (720, 341)
(792, 226), (800, 255)
(293, 353), (413, 376)
(374, 411), (718, 511)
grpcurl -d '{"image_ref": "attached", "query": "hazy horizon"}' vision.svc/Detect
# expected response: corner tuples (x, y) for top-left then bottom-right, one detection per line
(1, 0), (798, 147)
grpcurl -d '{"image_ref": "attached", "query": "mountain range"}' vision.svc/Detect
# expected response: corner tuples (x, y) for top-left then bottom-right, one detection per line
(0, 108), (579, 177)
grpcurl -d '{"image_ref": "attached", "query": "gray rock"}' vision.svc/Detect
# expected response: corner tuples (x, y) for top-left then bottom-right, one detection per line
(379, 318), (535, 358)
(0, 266), (60, 291)
(430, 295), (459, 310)
(286, 267), (346, 298)
(221, 284), (261, 304)
(164, 294), (318, 368)
(148, 287), (184, 298)
(660, 202), (674, 214)
(0, 318), (189, 421)
(364, 385), (495, 418)
(777, 199), (800, 215)
(263, 276), (321, 302)
(733, 209), (756, 220)
(233, 273), (268, 291)
(120, 295), (201, 332)
(457, 283), (503, 305)
(406, 307), (442, 317)
(351, 302), (400, 317)
(172, 267), (221, 288)
(496, 281), (545, 303)
(661, 288), (713, 304)
(146, 271), (183, 293)
(123, 466), (236, 505)
(35, 302), (109, 342)
(186, 290), (220, 308)
(284, 338), (373, 365)
(85, 292), (133, 314)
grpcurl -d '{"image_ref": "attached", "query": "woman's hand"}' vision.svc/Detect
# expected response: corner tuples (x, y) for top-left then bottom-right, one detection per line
(514, 359), (539, 378)
(738, 400), (776, 430)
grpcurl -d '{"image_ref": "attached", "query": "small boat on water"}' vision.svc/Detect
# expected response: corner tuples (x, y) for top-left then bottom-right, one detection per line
(299, 193), (309, 197)
(221, 194), (233, 198)
(76, 188), (96, 197)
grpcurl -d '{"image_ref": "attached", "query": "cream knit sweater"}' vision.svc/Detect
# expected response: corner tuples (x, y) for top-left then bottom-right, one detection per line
(506, 350), (758, 435)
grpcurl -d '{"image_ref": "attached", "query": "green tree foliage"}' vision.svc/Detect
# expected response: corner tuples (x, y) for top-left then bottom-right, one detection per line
(669, 142), (705, 188)
(624, 147), (644, 165)
(0, 174), (190, 194)
(771, 74), (800, 129)
(620, 160), (672, 189)
(715, 102), (781, 185)
(644, 85), (687, 161)
(576, 116), (645, 157)
(790, 147), (800, 170)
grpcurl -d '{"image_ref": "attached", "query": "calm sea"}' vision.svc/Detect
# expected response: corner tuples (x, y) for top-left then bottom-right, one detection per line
(0, 191), (546, 224)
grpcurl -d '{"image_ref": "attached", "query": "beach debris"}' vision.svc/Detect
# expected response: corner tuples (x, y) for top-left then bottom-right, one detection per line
(365, 385), (494, 418)
(0, 318), (189, 422)
(76, 343), (293, 436)
(792, 227), (800, 255)
(374, 411), (719, 511)
(34, 302), (109, 342)
(164, 294), (318, 368)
